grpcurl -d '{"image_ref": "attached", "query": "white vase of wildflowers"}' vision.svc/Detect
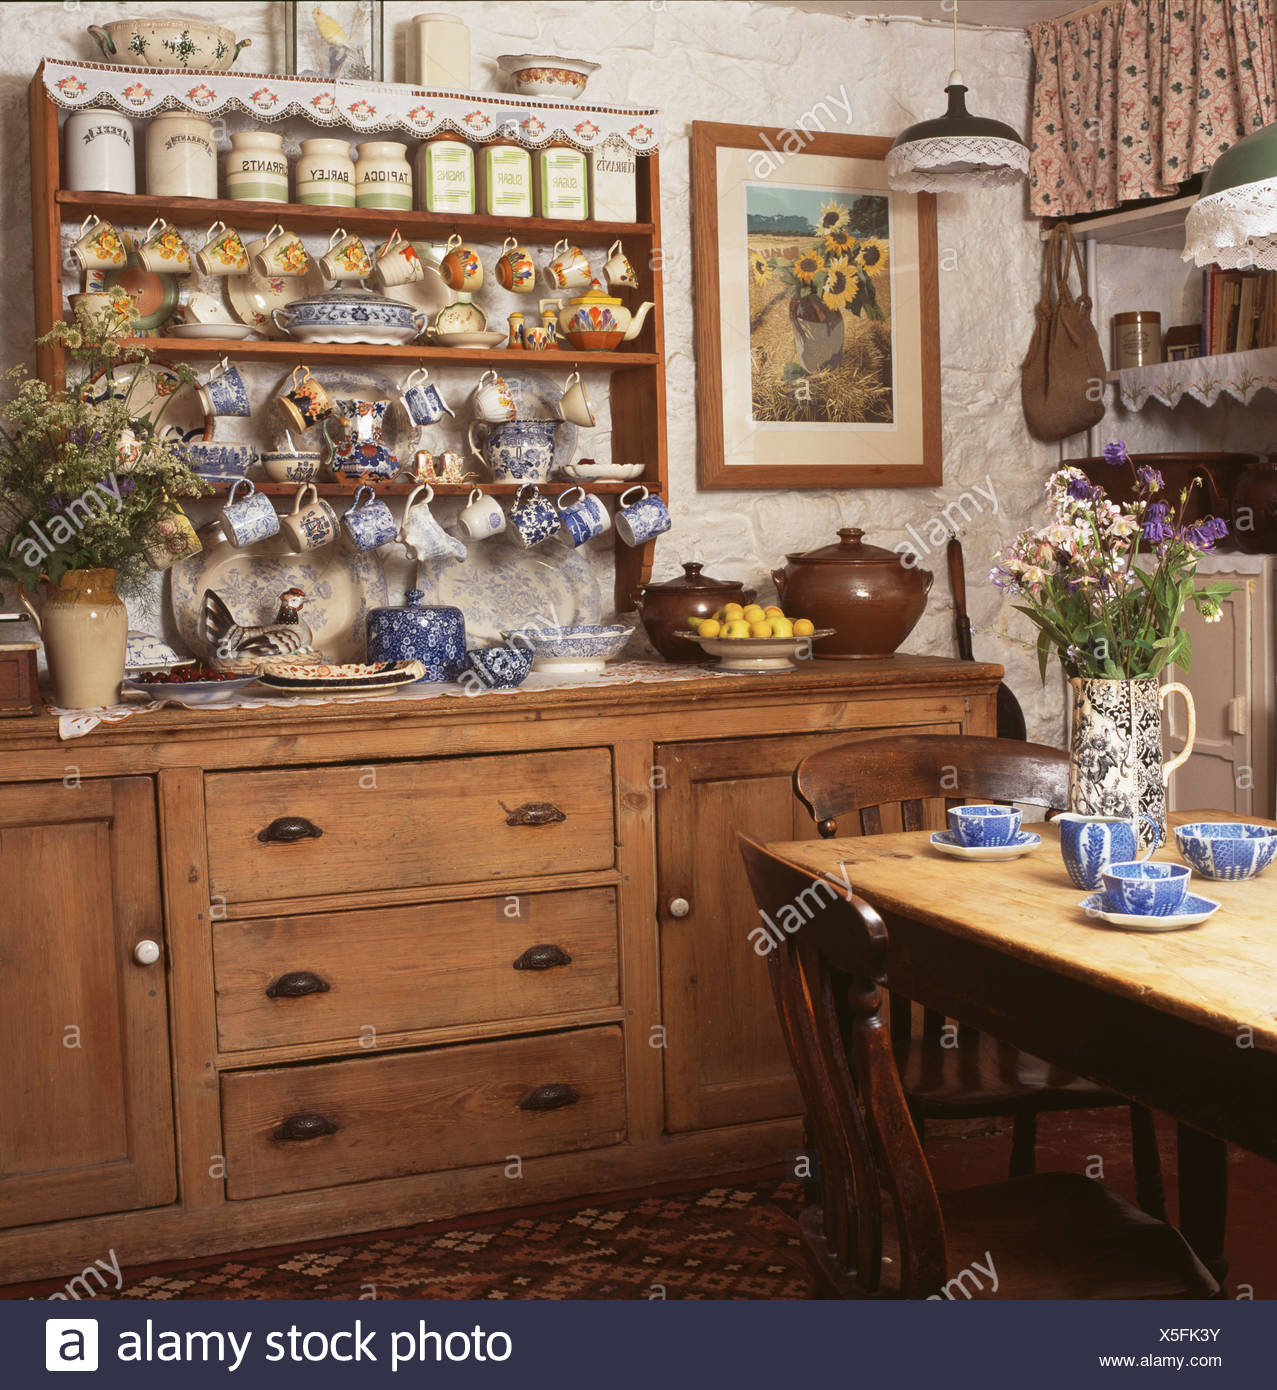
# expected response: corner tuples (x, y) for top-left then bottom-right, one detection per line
(991, 443), (1233, 845)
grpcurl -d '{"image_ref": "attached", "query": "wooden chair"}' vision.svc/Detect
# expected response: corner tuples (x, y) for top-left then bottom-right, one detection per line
(738, 835), (1218, 1299)
(792, 733), (1164, 1213)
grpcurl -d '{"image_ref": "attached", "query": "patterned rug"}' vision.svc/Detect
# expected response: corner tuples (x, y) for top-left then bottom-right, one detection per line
(7, 1176), (812, 1302)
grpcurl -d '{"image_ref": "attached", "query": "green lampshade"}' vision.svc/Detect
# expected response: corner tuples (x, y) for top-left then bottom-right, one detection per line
(1184, 120), (1277, 269)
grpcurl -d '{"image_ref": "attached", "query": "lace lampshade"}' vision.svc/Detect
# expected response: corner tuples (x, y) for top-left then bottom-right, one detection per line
(886, 73), (1029, 194)
(1183, 122), (1277, 270)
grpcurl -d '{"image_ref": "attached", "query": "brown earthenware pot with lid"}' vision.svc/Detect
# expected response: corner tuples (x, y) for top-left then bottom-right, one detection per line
(772, 527), (932, 658)
(634, 562), (756, 662)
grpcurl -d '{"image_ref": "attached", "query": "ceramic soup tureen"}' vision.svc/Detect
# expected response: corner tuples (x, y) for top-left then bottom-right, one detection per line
(272, 289), (427, 345)
(556, 280), (654, 351)
(88, 19), (251, 69)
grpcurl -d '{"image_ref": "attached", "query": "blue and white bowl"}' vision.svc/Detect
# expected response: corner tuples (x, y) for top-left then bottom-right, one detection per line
(502, 623), (633, 675)
(946, 803), (1022, 848)
(1174, 822), (1277, 881)
(1101, 861), (1191, 917)
(272, 289), (426, 345)
(466, 645), (534, 689)
(183, 442), (257, 481)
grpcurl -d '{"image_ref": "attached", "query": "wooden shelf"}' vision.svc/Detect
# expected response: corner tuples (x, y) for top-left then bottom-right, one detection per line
(200, 480), (657, 497)
(56, 190), (656, 247)
(1042, 195), (1196, 250)
(127, 337), (658, 369)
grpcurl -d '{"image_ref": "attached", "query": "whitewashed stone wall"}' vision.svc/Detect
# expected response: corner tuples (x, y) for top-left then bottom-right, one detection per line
(2, 2), (1075, 738)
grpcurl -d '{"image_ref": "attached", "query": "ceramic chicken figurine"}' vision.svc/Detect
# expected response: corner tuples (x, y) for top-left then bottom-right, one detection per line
(200, 588), (317, 665)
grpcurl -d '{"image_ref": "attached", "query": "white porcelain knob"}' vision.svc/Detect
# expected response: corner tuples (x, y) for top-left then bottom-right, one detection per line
(669, 897), (690, 918)
(133, 939), (161, 966)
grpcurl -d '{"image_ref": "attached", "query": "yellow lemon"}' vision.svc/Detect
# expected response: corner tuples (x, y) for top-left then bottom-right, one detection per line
(722, 603), (745, 621)
(764, 605), (784, 618)
(749, 620), (773, 638)
(697, 618), (722, 638)
(793, 618), (815, 637)
(769, 616), (794, 639)
(742, 604), (766, 623)
(723, 619), (753, 639)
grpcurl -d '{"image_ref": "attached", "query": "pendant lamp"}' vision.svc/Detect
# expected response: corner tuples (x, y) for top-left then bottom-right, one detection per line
(885, 0), (1028, 194)
(1182, 120), (1277, 270)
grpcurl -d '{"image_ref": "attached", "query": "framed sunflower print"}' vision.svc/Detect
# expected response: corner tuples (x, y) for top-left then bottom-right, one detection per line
(691, 122), (940, 489)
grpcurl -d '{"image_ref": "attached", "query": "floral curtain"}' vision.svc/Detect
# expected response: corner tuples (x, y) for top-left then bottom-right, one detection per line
(1029, 0), (1277, 217)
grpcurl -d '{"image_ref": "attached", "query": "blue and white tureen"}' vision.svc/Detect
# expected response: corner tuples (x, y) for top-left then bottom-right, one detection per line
(272, 289), (427, 345)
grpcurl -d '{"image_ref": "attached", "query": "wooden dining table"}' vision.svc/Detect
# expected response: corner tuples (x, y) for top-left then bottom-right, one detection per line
(768, 809), (1277, 1280)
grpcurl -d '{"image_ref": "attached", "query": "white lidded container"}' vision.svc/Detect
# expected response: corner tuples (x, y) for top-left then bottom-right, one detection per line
(591, 133), (638, 223)
(414, 131), (474, 213)
(146, 112), (216, 198)
(355, 140), (413, 210)
(296, 136), (355, 207)
(477, 140), (532, 217)
(225, 130), (289, 202)
(64, 107), (136, 194)
(408, 12), (470, 88)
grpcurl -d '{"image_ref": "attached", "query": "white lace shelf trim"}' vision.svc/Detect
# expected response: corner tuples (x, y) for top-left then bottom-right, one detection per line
(886, 135), (1028, 193)
(1117, 345), (1277, 410)
(42, 57), (662, 155)
(1183, 178), (1277, 270)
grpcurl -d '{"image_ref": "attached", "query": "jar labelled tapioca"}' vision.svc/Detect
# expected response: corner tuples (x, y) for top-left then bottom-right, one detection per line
(355, 140), (413, 211)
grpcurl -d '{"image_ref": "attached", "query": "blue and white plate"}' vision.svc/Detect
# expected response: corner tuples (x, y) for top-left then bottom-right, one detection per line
(929, 829), (1042, 861)
(124, 675), (257, 707)
(1080, 891), (1221, 932)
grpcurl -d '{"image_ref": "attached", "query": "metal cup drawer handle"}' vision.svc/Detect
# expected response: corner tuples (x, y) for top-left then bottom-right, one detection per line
(512, 944), (573, 971)
(519, 1083), (580, 1112)
(273, 1113), (340, 1142)
(258, 816), (324, 844)
(499, 800), (566, 827)
(265, 970), (331, 998)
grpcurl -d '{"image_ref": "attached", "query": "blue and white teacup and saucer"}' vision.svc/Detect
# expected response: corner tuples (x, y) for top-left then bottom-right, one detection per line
(1081, 859), (1218, 931)
(930, 803), (1041, 861)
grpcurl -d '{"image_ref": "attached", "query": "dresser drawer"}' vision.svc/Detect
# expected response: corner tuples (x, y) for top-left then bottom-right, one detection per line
(220, 1025), (626, 1199)
(204, 749), (615, 904)
(213, 888), (619, 1053)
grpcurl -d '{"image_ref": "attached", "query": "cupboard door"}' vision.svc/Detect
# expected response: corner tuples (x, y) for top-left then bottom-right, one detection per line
(0, 778), (175, 1227)
(657, 725), (957, 1133)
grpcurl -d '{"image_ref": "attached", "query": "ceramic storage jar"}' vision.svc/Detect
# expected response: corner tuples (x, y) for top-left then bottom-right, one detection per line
(226, 130), (290, 202)
(355, 141), (413, 210)
(415, 131), (474, 214)
(295, 137), (355, 207)
(146, 112), (217, 198)
(64, 107), (136, 194)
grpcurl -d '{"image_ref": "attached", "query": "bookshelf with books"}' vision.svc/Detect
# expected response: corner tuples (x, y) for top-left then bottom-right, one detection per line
(1202, 267), (1277, 356)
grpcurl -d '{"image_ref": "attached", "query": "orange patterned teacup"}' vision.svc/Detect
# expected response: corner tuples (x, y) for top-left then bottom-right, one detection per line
(71, 214), (127, 272)
(196, 220), (250, 276)
(138, 218), (192, 275)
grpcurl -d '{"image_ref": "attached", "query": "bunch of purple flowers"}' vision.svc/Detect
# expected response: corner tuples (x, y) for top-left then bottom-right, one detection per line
(991, 442), (1233, 681)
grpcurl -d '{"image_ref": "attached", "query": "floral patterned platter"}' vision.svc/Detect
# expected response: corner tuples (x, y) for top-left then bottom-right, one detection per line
(256, 660), (426, 693)
(416, 533), (600, 645)
(170, 523), (388, 664)
(124, 674), (257, 706)
(87, 240), (180, 333)
(85, 362), (211, 442)
(228, 236), (327, 339)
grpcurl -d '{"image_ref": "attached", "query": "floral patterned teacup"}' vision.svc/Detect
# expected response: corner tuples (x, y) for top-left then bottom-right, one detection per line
(69, 289), (136, 332)
(280, 483), (338, 553)
(275, 366), (335, 434)
(196, 220), (250, 276)
(439, 233), (483, 292)
(543, 239), (591, 290)
(140, 499), (201, 571)
(138, 218), (191, 275)
(252, 224), (309, 278)
(373, 229), (423, 288)
(398, 483), (466, 562)
(469, 369), (517, 423)
(496, 237), (536, 293)
(219, 479), (281, 549)
(320, 229), (373, 281)
(71, 214), (127, 272)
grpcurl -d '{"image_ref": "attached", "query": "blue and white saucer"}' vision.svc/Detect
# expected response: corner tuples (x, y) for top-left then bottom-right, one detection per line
(1080, 891), (1221, 932)
(929, 829), (1042, 861)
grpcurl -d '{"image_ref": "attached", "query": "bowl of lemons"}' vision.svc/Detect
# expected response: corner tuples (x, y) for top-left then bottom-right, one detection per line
(682, 602), (832, 672)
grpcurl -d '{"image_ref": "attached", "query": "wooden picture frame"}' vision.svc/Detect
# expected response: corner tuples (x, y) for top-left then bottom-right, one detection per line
(286, 1), (384, 81)
(691, 121), (940, 490)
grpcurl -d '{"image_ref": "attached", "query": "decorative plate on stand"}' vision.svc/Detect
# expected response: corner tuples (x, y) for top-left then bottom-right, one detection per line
(87, 238), (181, 333)
(170, 524), (389, 664)
(85, 362), (211, 441)
(415, 534), (601, 645)
(228, 236), (327, 339)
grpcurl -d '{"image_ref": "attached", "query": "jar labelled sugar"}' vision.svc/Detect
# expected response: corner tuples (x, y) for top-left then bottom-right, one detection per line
(296, 137), (355, 207)
(414, 132), (474, 214)
(478, 140), (532, 218)
(535, 141), (589, 220)
(355, 141), (413, 211)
